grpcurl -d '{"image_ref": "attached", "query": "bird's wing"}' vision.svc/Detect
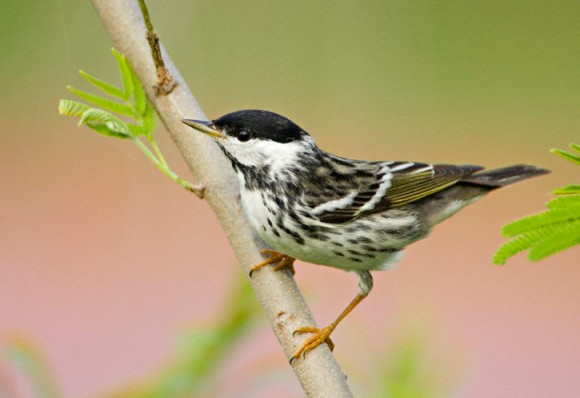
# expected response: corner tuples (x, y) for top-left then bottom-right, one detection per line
(307, 160), (483, 224)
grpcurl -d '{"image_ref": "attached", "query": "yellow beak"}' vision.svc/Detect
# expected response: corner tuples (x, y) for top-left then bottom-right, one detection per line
(181, 119), (225, 140)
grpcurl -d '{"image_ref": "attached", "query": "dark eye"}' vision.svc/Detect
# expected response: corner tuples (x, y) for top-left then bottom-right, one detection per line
(237, 130), (252, 142)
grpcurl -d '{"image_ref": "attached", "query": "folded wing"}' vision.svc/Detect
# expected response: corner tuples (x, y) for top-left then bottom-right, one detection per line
(307, 159), (482, 224)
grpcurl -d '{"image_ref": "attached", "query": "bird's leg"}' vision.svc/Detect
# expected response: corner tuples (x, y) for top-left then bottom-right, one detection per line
(249, 249), (296, 276)
(290, 293), (366, 362)
(290, 270), (373, 362)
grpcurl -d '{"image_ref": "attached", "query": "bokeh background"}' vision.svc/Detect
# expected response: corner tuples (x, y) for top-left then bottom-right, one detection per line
(1, 1), (579, 397)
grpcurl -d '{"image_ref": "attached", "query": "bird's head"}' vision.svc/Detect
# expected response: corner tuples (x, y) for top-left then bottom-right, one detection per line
(182, 110), (318, 173)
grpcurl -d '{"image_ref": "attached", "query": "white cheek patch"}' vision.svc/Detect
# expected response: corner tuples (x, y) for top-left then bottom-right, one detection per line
(227, 138), (305, 169)
(259, 140), (304, 174)
(222, 138), (267, 167)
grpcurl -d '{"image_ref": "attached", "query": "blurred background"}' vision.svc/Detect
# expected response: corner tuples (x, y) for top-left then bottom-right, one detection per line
(1, 0), (579, 397)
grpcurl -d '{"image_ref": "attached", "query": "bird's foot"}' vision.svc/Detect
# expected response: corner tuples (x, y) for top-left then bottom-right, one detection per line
(290, 325), (335, 363)
(249, 249), (295, 276)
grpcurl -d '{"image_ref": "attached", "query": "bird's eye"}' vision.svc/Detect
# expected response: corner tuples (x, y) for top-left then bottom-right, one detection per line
(237, 130), (252, 142)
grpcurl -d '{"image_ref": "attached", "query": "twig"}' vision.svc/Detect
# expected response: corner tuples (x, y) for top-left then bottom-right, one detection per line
(137, 0), (176, 95)
(88, 1), (353, 396)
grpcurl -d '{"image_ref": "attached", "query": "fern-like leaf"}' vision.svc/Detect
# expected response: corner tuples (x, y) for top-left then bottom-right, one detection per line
(79, 69), (125, 99)
(547, 194), (580, 209)
(127, 123), (147, 137)
(502, 204), (580, 236)
(112, 48), (134, 101)
(141, 102), (157, 135)
(493, 143), (580, 264)
(67, 86), (136, 118)
(131, 63), (147, 115)
(551, 144), (580, 165)
(59, 48), (199, 195)
(80, 108), (130, 138)
(86, 122), (131, 139)
(493, 224), (562, 265)
(58, 99), (90, 117)
(553, 185), (580, 195)
(529, 222), (580, 260)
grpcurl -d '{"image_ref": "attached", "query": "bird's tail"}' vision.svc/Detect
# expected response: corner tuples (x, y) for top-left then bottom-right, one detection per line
(460, 164), (550, 188)
(418, 164), (549, 228)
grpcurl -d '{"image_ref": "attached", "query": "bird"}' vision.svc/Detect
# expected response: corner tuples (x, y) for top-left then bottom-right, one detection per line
(182, 110), (549, 362)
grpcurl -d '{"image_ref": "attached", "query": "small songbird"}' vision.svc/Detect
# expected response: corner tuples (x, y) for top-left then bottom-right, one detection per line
(182, 110), (549, 361)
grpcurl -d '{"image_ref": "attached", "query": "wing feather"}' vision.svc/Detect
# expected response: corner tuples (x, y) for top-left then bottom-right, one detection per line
(310, 159), (482, 224)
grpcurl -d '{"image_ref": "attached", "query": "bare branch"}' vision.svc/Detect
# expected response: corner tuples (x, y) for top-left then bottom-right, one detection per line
(89, 0), (353, 396)
(136, 0), (176, 95)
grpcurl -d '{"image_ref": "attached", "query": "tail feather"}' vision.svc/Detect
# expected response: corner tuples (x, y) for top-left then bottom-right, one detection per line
(460, 164), (550, 188)
(418, 164), (549, 228)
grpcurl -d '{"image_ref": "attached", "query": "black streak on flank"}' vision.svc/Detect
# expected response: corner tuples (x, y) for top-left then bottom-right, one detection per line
(277, 220), (305, 245)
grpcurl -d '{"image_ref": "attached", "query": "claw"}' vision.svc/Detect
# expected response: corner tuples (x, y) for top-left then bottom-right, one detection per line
(288, 293), (367, 363)
(290, 325), (335, 362)
(249, 249), (295, 276)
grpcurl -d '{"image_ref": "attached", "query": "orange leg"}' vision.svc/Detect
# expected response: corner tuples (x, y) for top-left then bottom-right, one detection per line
(249, 249), (296, 276)
(290, 293), (367, 362)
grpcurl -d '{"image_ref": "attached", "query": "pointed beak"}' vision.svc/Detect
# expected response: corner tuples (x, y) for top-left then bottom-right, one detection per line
(181, 119), (225, 140)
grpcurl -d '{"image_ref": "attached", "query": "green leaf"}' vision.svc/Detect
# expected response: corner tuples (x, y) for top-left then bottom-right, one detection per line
(79, 107), (125, 128)
(112, 48), (134, 100)
(131, 64), (147, 115)
(87, 122), (131, 139)
(79, 108), (130, 138)
(60, 48), (198, 194)
(58, 99), (90, 117)
(529, 222), (580, 260)
(551, 147), (580, 165)
(67, 86), (136, 118)
(127, 123), (146, 137)
(553, 185), (580, 195)
(547, 194), (580, 209)
(79, 69), (125, 99)
(502, 205), (580, 236)
(494, 143), (580, 264)
(141, 102), (157, 135)
(493, 228), (551, 265)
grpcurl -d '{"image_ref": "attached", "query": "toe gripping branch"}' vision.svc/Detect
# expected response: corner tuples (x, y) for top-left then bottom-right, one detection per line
(249, 249), (368, 363)
(289, 293), (366, 363)
(249, 249), (296, 276)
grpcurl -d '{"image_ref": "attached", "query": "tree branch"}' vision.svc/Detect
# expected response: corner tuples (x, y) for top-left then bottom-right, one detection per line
(136, 0), (176, 95)
(89, 1), (353, 396)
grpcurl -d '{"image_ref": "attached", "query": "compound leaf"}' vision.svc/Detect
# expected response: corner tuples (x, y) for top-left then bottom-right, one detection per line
(79, 108), (130, 138)
(553, 185), (580, 195)
(529, 222), (580, 260)
(67, 86), (136, 118)
(132, 65), (147, 115)
(502, 205), (580, 236)
(112, 48), (134, 100)
(79, 69), (125, 99)
(551, 146), (580, 165)
(494, 143), (580, 264)
(58, 99), (90, 117)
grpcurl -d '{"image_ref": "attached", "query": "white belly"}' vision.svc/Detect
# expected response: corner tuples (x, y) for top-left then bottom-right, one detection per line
(239, 188), (404, 271)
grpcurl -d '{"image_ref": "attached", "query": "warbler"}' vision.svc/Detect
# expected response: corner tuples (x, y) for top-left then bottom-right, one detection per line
(182, 110), (549, 361)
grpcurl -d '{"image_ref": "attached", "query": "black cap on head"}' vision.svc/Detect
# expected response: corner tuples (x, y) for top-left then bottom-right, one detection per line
(213, 110), (306, 143)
